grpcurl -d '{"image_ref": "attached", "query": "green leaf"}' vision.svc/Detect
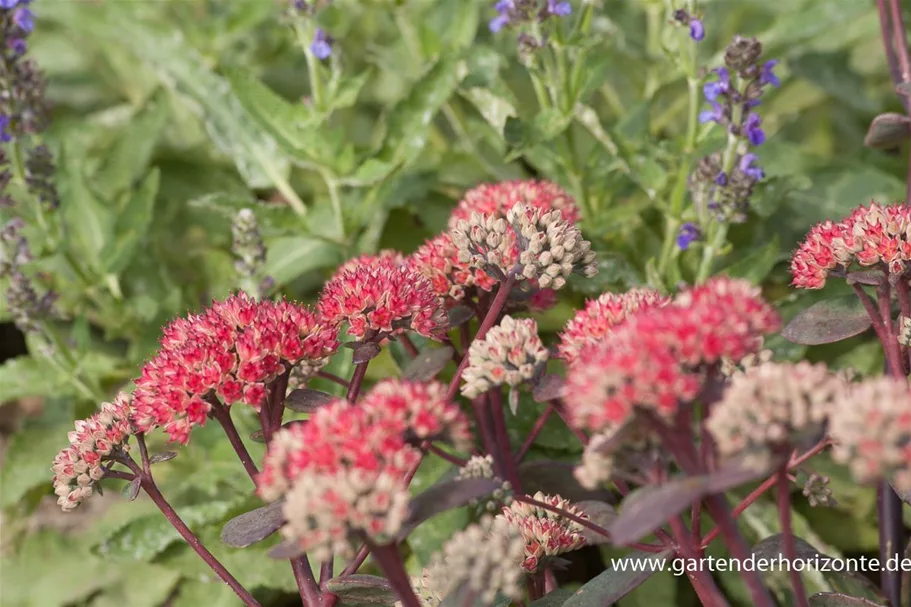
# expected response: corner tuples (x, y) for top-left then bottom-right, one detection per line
(0, 355), (68, 403)
(58, 141), (113, 274)
(460, 87), (517, 134)
(331, 70), (372, 111)
(170, 580), (240, 607)
(94, 92), (170, 199)
(0, 422), (72, 507)
(100, 168), (160, 275)
(84, 562), (182, 607)
(562, 549), (674, 607)
(723, 236), (782, 283)
(504, 110), (572, 161)
(262, 236), (341, 287)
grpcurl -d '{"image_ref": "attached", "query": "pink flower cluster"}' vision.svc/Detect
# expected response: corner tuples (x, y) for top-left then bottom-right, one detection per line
(257, 380), (470, 557)
(498, 492), (588, 573)
(132, 293), (338, 444)
(52, 393), (133, 511)
(564, 277), (780, 433)
(558, 288), (669, 364)
(791, 202), (911, 289)
(318, 254), (446, 339)
(409, 234), (496, 302)
(448, 180), (580, 229)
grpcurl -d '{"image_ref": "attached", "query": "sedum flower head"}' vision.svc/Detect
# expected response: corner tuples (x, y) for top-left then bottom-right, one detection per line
(448, 179), (580, 230)
(498, 492), (588, 573)
(318, 255), (446, 339)
(575, 431), (616, 490)
(132, 294), (338, 444)
(457, 454), (496, 480)
(791, 202), (911, 289)
(706, 362), (841, 469)
(563, 277), (780, 431)
(425, 515), (526, 604)
(409, 233), (496, 302)
(801, 472), (836, 508)
(52, 393), (134, 511)
(334, 249), (405, 279)
(461, 315), (548, 398)
(829, 377), (911, 492)
(558, 288), (669, 364)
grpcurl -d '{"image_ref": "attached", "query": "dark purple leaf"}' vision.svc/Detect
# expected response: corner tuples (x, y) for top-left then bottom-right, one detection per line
(704, 457), (779, 493)
(447, 305), (475, 328)
(399, 477), (502, 538)
(353, 342), (382, 364)
(781, 296), (872, 346)
(250, 429), (265, 443)
(285, 388), (336, 413)
(149, 451), (178, 464)
(562, 549), (674, 607)
(221, 501), (285, 548)
(609, 477), (710, 545)
(121, 477), (141, 501)
(529, 588), (575, 607)
(844, 271), (883, 286)
(402, 346), (454, 381)
(574, 500), (615, 545)
(864, 113), (910, 149)
(752, 533), (827, 562)
(519, 461), (615, 505)
(808, 593), (883, 606)
(532, 375), (565, 403)
(325, 575), (397, 606)
(268, 539), (304, 559)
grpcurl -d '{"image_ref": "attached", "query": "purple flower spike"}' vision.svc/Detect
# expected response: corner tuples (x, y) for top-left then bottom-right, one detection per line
(714, 172), (728, 186)
(547, 0), (572, 16)
(703, 68), (729, 101)
(760, 60), (780, 87)
(0, 115), (11, 143)
(689, 19), (705, 42)
(310, 28), (332, 60)
(744, 112), (765, 146)
(12, 6), (32, 33)
(489, 14), (510, 32)
(677, 223), (700, 250)
(0, 0), (19, 9)
(9, 38), (25, 55)
(739, 153), (765, 180)
(699, 102), (724, 124)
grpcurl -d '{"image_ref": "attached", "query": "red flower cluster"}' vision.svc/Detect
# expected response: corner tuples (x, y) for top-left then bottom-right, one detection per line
(409, 234), (497, 302)
(53, 393), (133, 511)
(564, 277), (780, 432)
(791, 202), (911, 289)
(558, 288), (669, 364)
(318, 255), (446, 339)
(132, 294), (338, 444)
(447, 180), (580, 229)
(334, 250), (404, 280)
(498, 492), (588, 573)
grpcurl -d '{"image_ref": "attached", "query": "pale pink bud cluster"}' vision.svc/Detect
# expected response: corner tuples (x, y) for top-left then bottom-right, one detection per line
(564, 277), (780, 433)
(829, 377), (911, 492)
(457, 455), (513, 511)
(258, 380), (470, 557)
(498, 492), (588, 573)
(425, 515), (526, 603)
(409, 233), (496, 303)
(461, 315), (548, 398)
(706, 362), (841, 469)
(791, 202), (911, 289)
(574, 431), (616, 490)
(52, 392), (133, 511)
(318, 254), (446, 339)
(282, 467), (410, 562)
(558, 288), (669, 364)
(447, 180), (580, 230)
(899, 316), (911, 347)
(132, 293), (338, 444)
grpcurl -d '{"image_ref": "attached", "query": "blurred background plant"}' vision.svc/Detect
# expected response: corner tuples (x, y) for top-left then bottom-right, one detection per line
(0, 0), (908, 605)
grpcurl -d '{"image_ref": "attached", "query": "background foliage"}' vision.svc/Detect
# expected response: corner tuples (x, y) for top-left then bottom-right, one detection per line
(0, 0), (907, 605)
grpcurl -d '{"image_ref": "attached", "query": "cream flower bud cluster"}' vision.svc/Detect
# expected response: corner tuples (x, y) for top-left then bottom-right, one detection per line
(829, 376), (911, 492)
(424, 515), (526, 605)
(575, 432), (616, 490)
(456, 455), (513, 511)
(281, 468), (410, 563)
(706, 362), (840, 469)
(498, 492), (588, 573)
(52, 392), (133, 511)
(451, 212), (516, 280)
(899, 315), (911, 347)
(461, 315), (548, 399)
(506, 204), (597, 289)
(801, 472), (836, 507)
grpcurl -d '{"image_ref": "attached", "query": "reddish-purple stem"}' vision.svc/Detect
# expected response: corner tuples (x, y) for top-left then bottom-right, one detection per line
(472, 395), (506, 477)
(488, 388), (522, 491)
(668, 516), (728, 607)
(543, 568), (558, 594)
(778, 468), (810, 607)
(368, 542), (422, 607)
(427, 443), (467, 466)
(269, 369), (291, 435)
(888, 0), (911, 84)
(292, 557), (322, 607)
(399, 334), (419, 358)
(515, 405), (554, 462)
(346, 361), (370, 402)
(316, 370), (350, 389)
(210, 402), (261, 480)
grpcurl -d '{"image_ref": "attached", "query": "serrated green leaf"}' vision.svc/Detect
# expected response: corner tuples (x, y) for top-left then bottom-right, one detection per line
(723, 236), (782, 283)
(100, 169), (160, 275)
(58, 141), (113, 274)
(0, 355), (68, 403)
(262, 236), (341, 287)
(170, 579), (239, 607)
(0, 422), (72, 508)
(460, 87), (517, 134)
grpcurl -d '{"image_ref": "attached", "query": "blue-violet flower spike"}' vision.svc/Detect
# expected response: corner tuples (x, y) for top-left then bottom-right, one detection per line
(489, 14), (510, 32)
(12, 6), (33, 33)
(690, 19), (705, 41)
(699, 102), (723, 124)
(310, 28), (332, 60)
(714, 172), (728, 186)
(0, 0), (19, 9)
(739, 153), (764, 180)
(547, 0), (572, 16)
(677, 223), (700, 250)
(745, 113), (765, 146)
(760, 60), (780, 87)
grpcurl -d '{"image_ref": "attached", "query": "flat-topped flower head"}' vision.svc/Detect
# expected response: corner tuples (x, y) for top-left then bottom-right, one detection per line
(319, 258), (446, 339)
(334, 249), (404, 280)
(563, 277), (779, 429)
(829, 377), (911, 492)
(498, 492), (588, 573)
(707, 362), (841, 469)
(791, 202), (911, 289)
(461, 315), (548, 399)
(425, 515), (526, 604)
(52, 393), (134, 511)
(409, 233), (496, 302)
(282, 467), (410, 562)
(448, 180), (580, 230)
(559, 288), (669, 364)
(360, 379), (472, 451)
(132, 294), (337, 444)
